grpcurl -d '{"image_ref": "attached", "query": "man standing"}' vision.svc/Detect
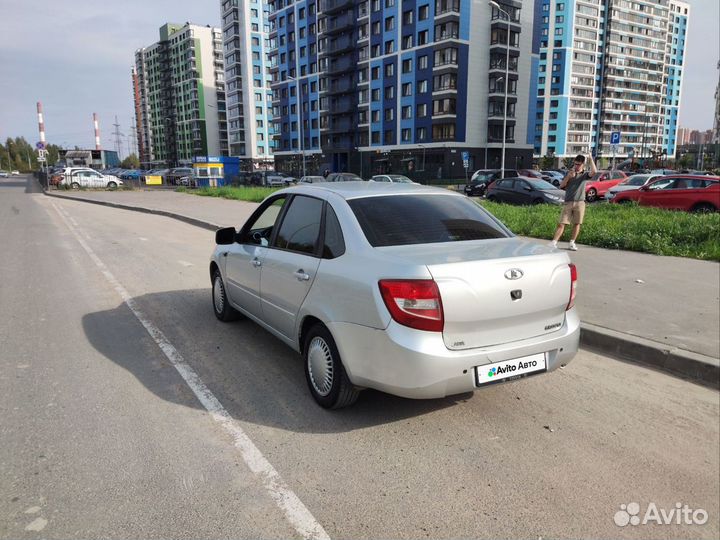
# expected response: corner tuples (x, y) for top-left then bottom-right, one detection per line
(550, 153), (597, 250)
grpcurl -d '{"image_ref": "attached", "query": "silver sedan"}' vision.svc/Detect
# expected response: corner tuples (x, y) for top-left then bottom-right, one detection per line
(210, 183), (580, 408)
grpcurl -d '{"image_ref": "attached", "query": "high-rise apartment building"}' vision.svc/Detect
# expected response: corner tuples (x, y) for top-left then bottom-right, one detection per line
(713, 60), (720, 145)
(533, 0), (690, 161)
(267, 0), (535, 179)
(134, 23), (228, 167)
(221, 0), (276, 168)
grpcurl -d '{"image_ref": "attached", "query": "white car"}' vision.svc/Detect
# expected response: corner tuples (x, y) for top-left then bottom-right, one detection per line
(210, 183), (580, 408)
(604, 174), (660, 200)
(11, 170), (20, 176)
(299, 175), (326, 184)
(0, 171), (9, 178)
(60, 167), (123, 189)
(370, 174), (418, 184)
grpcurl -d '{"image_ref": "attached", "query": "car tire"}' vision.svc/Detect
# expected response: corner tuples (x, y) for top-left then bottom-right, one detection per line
(107, 181), (117, 189)
(586, 188), (598, 202)
(532, 198), (544, 205)
(71, 182), (80, 190)
(691, 202), (717, 213)
(212, 270), (241, 322)
(553, 180), (560, 187)
(304, 323), (360, 409)
(487, 195), (497, 202)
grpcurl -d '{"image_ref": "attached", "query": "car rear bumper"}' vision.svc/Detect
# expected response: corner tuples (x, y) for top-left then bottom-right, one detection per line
(329, 308), (580, 399)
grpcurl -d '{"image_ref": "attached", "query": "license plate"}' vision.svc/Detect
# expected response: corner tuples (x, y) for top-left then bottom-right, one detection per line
(475, 353), (547, 386)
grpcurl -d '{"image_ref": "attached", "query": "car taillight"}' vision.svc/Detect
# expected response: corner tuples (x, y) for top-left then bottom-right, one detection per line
(379, 280), (444, 332)
(567, 263), (577, 310)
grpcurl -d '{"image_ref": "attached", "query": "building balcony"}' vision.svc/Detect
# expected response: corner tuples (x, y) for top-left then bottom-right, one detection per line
(324, 79), (355, 95)
(322, 0), (354, 15)
(326, 57), (356, 75)
(434, 31), (460, 43)
(325, 14), (355, 34)
(326, 36), (355, 54)
(328, 100), (355, 114)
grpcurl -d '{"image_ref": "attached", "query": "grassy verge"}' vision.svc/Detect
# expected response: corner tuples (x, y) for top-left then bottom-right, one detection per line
(480, 200), (720, 261)
(176, 185), (280, 202)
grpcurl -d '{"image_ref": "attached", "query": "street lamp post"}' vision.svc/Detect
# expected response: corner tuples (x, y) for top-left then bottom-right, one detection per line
(287, 75), (306, 180)
(489, 0), (510, 178)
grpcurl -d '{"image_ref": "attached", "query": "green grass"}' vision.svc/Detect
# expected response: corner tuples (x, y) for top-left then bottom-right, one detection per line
(479, 200), (720, 261)
(176, 185), (280, 202)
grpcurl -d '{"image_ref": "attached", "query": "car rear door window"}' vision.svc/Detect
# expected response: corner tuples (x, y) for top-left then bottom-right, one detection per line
(274, 195), (323, 255)
(349, 194), (510, 247)
(322, 205), (346, 258)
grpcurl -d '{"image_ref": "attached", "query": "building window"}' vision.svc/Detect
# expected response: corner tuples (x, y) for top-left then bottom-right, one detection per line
(402, 35), (413, 49)
(402, 105), (412, 119)
(418, 30), (428, 45)
(418, 55), (428, 69)
(384, 130), (394, 143)
(402, 82), (412, 96)
(385, 16), (395, 31)
(372, 109), (380, 122)
(372, 66), (380, 79)
(417, 79), (428, 93)
(372, 89), (381, 101)
(385, 108), (394, 120)
(372, 131), (380, 143)
(417, 103), (427, 117)
(385, 85), (395, 99)
(402, 59), (412, 73)
(385, 40), (395, 54)
(416, 126), (427, 140)
(385, 62), (394, 77)
(403, 9), (413, 24)
(401, 128), (411, 142)
(419, 4), (429, 20)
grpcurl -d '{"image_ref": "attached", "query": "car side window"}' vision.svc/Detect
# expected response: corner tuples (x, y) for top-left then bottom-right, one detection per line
(322, 204), (346, 259)
(648, 178), (675, 190)
(273, 196), (323, 255)
(240, 196), (287, 246)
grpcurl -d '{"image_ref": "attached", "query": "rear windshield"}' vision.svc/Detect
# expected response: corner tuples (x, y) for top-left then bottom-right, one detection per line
(348, 194), (510, 247)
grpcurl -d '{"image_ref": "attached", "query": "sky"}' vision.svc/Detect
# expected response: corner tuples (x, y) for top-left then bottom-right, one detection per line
(0, 0), (718, 155)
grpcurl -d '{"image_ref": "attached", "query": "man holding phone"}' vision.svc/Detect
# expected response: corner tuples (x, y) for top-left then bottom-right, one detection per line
(550, 153), (597, 250)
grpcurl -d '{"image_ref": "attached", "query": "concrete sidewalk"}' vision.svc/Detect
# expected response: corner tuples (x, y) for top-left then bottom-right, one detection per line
(45, 187), (720, 386)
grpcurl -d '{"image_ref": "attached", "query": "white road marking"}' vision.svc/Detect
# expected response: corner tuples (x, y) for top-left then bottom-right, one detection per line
(25, 517), (48, 531)
(138, 237), (149, 241)
(24, 506), (41, 514)
(178, 260), (194, 267)
(50, 202), (329, 540)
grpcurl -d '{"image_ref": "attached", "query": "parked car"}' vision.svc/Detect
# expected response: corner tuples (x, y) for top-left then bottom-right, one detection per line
(0, 171), (8, 178)
(584, 170), (627, 202)
(166, 167), (194, 185)
(542, 170), (565, 186)
(517, 169), (543, 179)
(604, 174), (661, 201)
(209, 183), (579, 408)
(11, 170), (20, 176)
(229, 172), (254, 186)
(59, 167), (123, 189)
(370, 174), (417, 184)
(611, 175), (719, 212)
(325, 172), (363, 182)
(250, 171), (296, 187)
(299, 175), (326, 184)
(119, 169), (142, 180)
(486, 177), (565, 205)
(464, 169), (517, 197)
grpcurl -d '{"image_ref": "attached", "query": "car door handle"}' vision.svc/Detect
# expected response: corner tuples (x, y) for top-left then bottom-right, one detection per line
(293, 269), (310, 281)
(251, 258), (262, 267)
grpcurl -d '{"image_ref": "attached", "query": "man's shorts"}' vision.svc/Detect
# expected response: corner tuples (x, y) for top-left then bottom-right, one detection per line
(559, 201), (586, 225)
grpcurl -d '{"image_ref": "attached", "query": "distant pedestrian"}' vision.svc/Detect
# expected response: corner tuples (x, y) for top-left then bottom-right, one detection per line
(323, 168), (330, 178)
(550, 153), (597, 251)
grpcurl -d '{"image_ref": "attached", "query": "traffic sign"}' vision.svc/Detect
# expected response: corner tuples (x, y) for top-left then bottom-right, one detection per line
(610, 131), (621, 145)
(36, 141), (46, 150)
(461, 151), (469, 170)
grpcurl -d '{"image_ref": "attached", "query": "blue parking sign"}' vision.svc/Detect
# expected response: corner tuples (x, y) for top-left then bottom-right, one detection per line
(461, 151), (469, 161)
(610, 131), (621, 145)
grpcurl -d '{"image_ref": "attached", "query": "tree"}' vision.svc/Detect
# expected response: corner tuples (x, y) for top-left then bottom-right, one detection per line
(538, 155), (555, 170)
(562, 157), (575, 169)
(120, 154), (140, 169)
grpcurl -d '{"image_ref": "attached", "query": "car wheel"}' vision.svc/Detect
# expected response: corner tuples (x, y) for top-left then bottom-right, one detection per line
(553, 180), (560, 187)
(691, 202), (717, 213)
(586, 188), (598, 202)
(212, 270), (241, 322)
(304, 323), (360, 409)
(532, 198), (544, 205)
(487, 195), (497, 202)
(71, 182), (80, 190)
(107, 181), (117, 189)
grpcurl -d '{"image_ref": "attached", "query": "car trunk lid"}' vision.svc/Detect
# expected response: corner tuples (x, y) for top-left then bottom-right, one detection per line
(377, 238), (572, 350)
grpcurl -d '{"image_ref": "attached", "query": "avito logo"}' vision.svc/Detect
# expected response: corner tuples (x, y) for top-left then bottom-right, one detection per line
(488, 360), (539, 378)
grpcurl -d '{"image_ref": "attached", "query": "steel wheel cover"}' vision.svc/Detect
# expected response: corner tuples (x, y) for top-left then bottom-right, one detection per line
(308, 336), (334, 396)
(213, 276), (225, 313)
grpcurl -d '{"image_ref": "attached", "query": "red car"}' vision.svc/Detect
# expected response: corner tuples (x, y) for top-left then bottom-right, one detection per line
(584, 170), (627, 202)
(611, 175), (719, 212)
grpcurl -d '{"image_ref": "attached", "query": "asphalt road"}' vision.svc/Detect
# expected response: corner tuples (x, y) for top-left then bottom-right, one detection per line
(1, 176), (719, 539)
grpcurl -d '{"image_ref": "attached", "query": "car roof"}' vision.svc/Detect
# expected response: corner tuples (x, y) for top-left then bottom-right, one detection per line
(279, 181), (451, 200)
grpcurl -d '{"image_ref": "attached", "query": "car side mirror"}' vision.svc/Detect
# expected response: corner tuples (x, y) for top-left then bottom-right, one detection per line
(215, 227), (237, 245)
(524, 186), (533, 191)
(638, 186), (649, 192)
